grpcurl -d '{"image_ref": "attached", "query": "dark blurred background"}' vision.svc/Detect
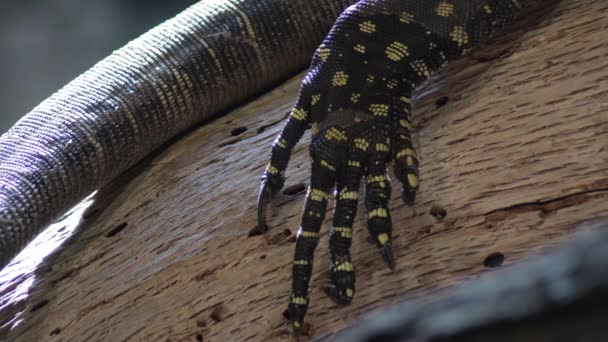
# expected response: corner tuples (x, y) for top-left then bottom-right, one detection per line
(0, 0), (199, 134)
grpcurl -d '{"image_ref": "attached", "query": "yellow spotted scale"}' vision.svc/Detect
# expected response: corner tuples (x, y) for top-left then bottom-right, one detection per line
(0, 0), (539, 339)
(258, 0), (540, 336)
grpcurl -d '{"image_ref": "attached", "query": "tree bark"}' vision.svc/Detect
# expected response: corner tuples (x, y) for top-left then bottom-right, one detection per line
(328, 225), (608, 341)
(1, 0), (607, 341)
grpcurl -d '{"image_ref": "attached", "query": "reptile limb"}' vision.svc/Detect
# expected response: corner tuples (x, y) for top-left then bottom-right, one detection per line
(257, 0), (540, 335)
(0, 0), (357, 268)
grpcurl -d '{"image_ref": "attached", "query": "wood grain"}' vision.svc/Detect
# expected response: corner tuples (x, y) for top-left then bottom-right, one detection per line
(1, 0), (607, 340)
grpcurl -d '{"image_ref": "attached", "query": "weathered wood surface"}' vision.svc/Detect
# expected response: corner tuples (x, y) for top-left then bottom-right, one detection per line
(1, 0), (607, 341)
(330, 226), (608, 341)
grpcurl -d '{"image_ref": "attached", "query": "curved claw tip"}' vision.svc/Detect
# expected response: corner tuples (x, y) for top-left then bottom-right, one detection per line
(258, 224), (268, 233)
(291, 324), (301, 339)
(257, 183), (273, 230)
(248, 224), (268, 237)
(402, 187), (416, 206)
(291, 321), (306, 340)
(380, 243), (396, 270)
(323, 285), (352, 306)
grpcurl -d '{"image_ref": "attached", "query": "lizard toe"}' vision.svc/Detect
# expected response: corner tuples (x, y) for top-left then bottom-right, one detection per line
(324, 284), (354, 305)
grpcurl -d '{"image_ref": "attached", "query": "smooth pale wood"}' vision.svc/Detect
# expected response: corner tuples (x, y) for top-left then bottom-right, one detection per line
(1, 0), (607, 340)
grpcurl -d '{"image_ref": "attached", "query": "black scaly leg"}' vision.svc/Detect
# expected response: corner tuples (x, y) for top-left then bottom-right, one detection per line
(258, 0), (538, 336)
(257, 90), (312, 232)
(289, 136), (337, 336)
(391, 98), (420, 206)
(257, 48), (330, 232)
(324, 149), (366, 305)
(364, 142), (395, 270)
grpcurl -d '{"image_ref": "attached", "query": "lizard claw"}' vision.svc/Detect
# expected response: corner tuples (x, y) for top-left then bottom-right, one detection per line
(256, 180), (273, 233)
(287, 302), (307, 338)
(324, 284), (353, 306)
(256, 173), (285, 233)
(380, 243), (396, 270)
(401, 186), (416, 206)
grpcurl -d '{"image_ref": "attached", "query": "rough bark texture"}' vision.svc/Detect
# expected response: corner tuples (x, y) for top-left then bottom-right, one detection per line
(1, 0), (607, 341)
(329, 225), (608, 341)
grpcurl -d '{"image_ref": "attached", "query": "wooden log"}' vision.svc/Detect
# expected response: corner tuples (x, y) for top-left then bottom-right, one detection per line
(328, 225), (608, 341)
(1, 0), (607, 340)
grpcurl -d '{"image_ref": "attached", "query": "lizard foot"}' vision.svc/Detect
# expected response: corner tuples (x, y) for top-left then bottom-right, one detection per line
(257, 173), (284, 233)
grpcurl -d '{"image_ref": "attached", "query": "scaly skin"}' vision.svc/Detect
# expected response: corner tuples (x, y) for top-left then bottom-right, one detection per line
(0, 0), (357, 268)
(1, 0), (543, 337)
(257, 0), (539, 335)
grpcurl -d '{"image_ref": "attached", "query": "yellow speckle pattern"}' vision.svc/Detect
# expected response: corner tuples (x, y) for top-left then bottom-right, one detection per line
(326, 127), (347, 141)
(348, 160), (361, 167)
(310, 188), (328, 201)
(275, 138), (287, 149)
(450, 26), (469, 46)
(317, 46), (331, 62)
(411, 60), (431, 78)
(369, 208), (388, 218)
(293, 322), (301, 328)
(369, 104), (389, 116)
(292, 296), (307, 305)
(377, 233), (389, 245)
(429, 41), (438, 49)
(368, 175), (387, 188)
(366, 75), (375, 84)
(350, 93), (361, 103)
(339, 190), (358, 200)
(266, 164), (279, 175)
(290, 107), (308, 121)
(321, 159), (336, 171)
(333, 226), (352, 238)
(375, 143), (389, 152)
(484, 4), (492, 13)
(308, 210), (321, 218)
(311, 94), (320, 105)
(346, 288), (354, 297)
(400, 12), (415, 23)
(294, 260), (309, 265)
(359, 21), (376, 33)
(311, 123), (319, 135)
(325, 127), (347, 141)
(354, 44), (366, 53)
(367, 175), (388, 184)
(408, 174), (419, 187)
(299, 229), (320, 238)
(386, 79), (399, 89)
(396, 148), (417, 159)
(386, 41), (409, 61)
(332, 71), (349, 87)
(400, 119), (414, 131)
(436, 2), (454, 16)
(400, 96), (411, 104)
(354, 138), (369, 151)
(334, 262), (354, 272)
